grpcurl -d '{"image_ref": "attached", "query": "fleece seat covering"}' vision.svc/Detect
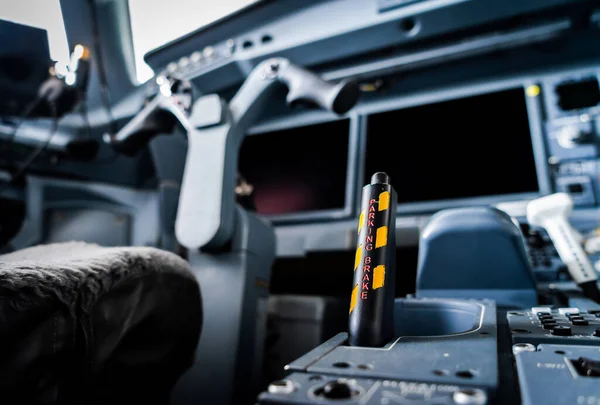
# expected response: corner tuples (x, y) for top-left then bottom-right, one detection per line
(0, 242), (202, 404)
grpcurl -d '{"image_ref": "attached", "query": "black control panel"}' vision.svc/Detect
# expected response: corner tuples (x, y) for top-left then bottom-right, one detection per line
(509, 307), (600, 344)
(520, 224), (569, 282)
(542, 72), (600, 207)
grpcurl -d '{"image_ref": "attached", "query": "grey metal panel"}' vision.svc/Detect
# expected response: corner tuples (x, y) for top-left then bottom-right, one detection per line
(173, 207), (276, 405)
(322, 20), (571, 82)
(524, 78), (554, 196)
(149, 0), (586, 92)
(45, 209), (130, 246)
(273, 205), (598, 256)
(274, 216), (426, 257)
(516, 344), (600, 405)
(9, 176), (159, 250)
(289, 299), (498, 389)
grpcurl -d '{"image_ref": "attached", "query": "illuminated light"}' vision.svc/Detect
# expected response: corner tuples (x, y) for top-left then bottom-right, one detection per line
(159, 83), (172, 97)
(359, 79), (384, 92)
(54, 62), (68, 78)
(65, 72), (76, 86)
(375, 226), (388, 248)
(378, 191), (390, 211)
(355, 244), (362, 270)
(167, 62), (178, 73)
(373, 265), (385, 289)
(349, 284), (358, 313)
(360, 83), (377, 92)
(73, 44), (84, 59)
(73, 44), (90, 60)
(358, 210), (365, 234)
(178, 56), (189, 67)
(203, 46), (215, 58)
(526, 85), (540, 97)
(158, 75), (172, 97)
(191, 51), (202, 63)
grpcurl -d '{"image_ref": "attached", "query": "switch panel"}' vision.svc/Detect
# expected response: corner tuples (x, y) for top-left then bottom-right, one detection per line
(515, 344), (600, 405)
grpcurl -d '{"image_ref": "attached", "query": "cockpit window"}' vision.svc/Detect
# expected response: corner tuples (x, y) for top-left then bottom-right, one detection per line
(0, 0), (70, 75)
(128, 0), (260, 83)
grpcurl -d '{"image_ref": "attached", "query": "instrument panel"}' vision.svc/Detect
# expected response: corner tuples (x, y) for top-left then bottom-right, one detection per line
(241, 67), (599, 216)
(236, 65), (600, 256)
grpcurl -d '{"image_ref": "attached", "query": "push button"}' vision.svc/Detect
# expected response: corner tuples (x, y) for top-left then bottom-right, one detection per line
(541, 319), (557, 325)
(552, 325), (572, 336)
(572, 319), (589, 326)
(558, 308), (579, 315)
(532, 307), (552, 314)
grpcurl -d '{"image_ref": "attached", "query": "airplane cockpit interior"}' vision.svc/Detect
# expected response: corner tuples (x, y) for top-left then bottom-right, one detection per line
(1, 0), (600, 403)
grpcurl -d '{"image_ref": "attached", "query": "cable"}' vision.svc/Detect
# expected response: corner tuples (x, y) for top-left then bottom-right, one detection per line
(76, 0), (122, 167)
(10, 104), (60, 181)
(3, 97), (43, 171)
(78, 97), (119, 165)
(80, 98), (93, 138)
(0, 104), (60, 194)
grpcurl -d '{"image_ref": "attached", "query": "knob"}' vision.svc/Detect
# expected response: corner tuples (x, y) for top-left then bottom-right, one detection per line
(556, 124), (595, 148)
(527, 230), (546, 248)
(323, 381), (353, 399)
(552, 325), (572, 336)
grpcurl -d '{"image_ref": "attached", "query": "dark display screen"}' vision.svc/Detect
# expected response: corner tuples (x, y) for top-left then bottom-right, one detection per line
(555, 77), (600, 111)
(364, 88), (539, 204)
(239, 119), (350, 216)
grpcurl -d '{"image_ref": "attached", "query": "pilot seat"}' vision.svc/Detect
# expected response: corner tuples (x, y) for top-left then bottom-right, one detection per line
(0, 241), (202, 404)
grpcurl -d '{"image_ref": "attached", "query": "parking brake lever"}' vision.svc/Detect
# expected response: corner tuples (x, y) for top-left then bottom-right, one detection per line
(349, 172), (397, 347)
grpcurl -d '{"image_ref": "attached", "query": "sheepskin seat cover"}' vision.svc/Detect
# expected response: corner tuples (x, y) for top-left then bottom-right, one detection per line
(0, 242), (202, 404)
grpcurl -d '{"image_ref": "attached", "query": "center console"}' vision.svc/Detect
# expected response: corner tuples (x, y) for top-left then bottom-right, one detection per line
(259, 300), (600, 405)
(257, 173), (600, 405)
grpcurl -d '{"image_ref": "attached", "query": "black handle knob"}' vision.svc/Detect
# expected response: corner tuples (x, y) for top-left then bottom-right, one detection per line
(105, 108), (177, 156)
(278, 63), (359, 115)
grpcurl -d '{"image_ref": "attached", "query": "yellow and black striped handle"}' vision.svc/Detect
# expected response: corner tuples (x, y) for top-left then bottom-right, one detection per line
(348, 172), (397, 347)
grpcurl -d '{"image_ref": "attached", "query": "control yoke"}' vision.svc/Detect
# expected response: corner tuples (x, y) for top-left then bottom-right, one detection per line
(103, 78), (191, 156)
(105, 57), (359, 250)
